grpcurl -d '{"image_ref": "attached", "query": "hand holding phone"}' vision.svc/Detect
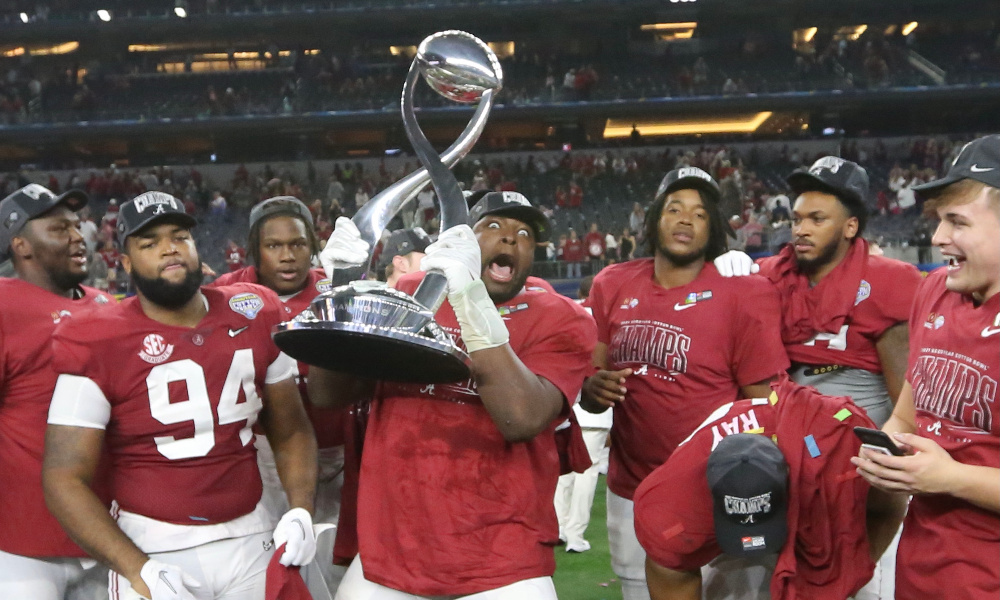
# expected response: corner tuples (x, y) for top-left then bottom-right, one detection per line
(853, 427), (907, 457)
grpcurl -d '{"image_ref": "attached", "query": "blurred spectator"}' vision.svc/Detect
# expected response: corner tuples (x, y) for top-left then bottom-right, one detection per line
(619, 227), (636, 262)
(584, 222), (605, 274)
(563, 228), (585, 279)
(224, 239), (246, 272)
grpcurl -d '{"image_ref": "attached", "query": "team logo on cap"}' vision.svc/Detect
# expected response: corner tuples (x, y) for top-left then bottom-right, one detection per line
(677, 167), (713, 182)
(3, 211), (19, 229)
(139, 333), (174, 364)
(20, 184), (50, 200)
(501, 191), (530, 206)
(809, 156), (845, 175)
(134, 193), (179, 214)
(724, 492), (773, 523)
(229, 292), (264, 319)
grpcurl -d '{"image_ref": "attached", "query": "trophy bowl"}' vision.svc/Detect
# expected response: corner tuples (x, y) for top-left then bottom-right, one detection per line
(416, 30), (503, 104)
(273, 284), (473, 383)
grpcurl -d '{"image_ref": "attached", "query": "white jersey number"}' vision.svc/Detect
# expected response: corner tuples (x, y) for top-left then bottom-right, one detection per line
(801, 324), (849, 351)
(146, 351), (262, 460)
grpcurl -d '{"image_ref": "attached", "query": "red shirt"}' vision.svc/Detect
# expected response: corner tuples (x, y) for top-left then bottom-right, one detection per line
(758, 254), (921, 372)
(562, 238), (585, 262)
(225, 246), (246, 272)
(211, 267), (345, 448)
(634, 377), (876, 600)
(0, 280), (114, 558)
(589, 259), (789, 498)
(357, 275), (596, 596)
(583, 231), (605, 259)
(52, 284), (291, 525)
(896, 269), (999, 600)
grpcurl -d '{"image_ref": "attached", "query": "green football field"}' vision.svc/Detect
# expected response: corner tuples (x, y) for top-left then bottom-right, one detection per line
(552, 475), (624, 600)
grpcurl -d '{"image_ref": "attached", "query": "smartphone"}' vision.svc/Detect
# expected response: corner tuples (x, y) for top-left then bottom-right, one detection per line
(853, 427), (906, 456)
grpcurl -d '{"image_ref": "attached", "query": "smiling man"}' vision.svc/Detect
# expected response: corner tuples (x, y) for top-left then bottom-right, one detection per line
(581, 167), (789, 600)
(854, 135), (1000, 600)
(0, 184), (114, 600)
(42, 192), (318, 600)
(309, 191), (597, 599)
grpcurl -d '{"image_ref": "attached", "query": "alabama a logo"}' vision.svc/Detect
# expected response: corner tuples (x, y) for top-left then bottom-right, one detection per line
(229, 292), (264, 319)
(139, 333), (174, 364)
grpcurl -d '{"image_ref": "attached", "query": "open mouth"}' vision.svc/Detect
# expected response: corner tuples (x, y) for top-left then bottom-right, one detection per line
(486, 254), (516, 283)
(69, 249), (87, 266)
(946, 255), (965, 272)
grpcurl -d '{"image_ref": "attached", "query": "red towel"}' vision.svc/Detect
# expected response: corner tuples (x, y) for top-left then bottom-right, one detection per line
(758, 239), (869, 344)
(265, 544), (313, 600)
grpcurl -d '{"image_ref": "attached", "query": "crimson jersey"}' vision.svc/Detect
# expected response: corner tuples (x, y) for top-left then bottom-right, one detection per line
(357, 275), (596, 596)
(896, 269), (999, 600)
(51, 283), (293, 525)
(0, 279), (113, 558)
(211, 266), (345, 448)
(589, 259), (789, 499)
(634, 378), (876, 600)
(757, 254), (922, 372)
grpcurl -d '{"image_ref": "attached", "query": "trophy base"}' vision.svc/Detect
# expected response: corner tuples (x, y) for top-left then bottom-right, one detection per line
(273, 320), (472, 383)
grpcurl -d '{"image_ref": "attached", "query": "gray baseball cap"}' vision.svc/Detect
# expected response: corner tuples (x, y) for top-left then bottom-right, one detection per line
(913, 135), (1000, 197)
(0, 184), (88, 260)
(117, 192), (197, 247)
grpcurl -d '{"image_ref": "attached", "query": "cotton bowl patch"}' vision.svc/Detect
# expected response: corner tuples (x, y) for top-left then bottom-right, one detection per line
(229, 293), (264, 319)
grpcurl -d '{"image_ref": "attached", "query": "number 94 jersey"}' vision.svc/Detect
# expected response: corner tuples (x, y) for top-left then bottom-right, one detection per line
(49, 283), (295, 526)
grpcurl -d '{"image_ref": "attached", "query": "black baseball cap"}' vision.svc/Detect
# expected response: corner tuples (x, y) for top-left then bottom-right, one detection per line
(0, 184), (88, 260)
(377, 227), (432, 270)
(913, 135), (1000, 196)
(706, 433), (789, 558)
(117, 191), (197, 247)
(655, 166), (722, 204)
(653, 167), (735, 238)
(786, 156), (870, 211)
(467, 190), (551, 242)
(249, 196), (314, 232)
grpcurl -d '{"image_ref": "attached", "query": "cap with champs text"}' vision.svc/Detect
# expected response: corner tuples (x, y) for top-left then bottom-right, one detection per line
(117, 192), (197, 247)
(0, 184), (88, 260)
(655, 166), (722, 204)
(706, 433), (789, 558)
(786, 156), (870, 210)
(913, 134), (1000, 196)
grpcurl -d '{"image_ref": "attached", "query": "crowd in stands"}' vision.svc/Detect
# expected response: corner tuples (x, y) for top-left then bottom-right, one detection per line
(0, 26), (997, 125)
(0, 134), (964, 291)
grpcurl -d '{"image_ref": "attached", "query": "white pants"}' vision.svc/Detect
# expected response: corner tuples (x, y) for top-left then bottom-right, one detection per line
(109, 531), (272, 600)
(257, 436), (346, 600)
(334, 557), (557, 600)
(554, 428), (609, 546)
(0, 549), (107, 600)
(607, 489), (651, 600)
(851, 524), (900, 600)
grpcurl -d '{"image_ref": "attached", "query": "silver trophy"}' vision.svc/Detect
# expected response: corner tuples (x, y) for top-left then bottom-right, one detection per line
(272, 31), (502, 383)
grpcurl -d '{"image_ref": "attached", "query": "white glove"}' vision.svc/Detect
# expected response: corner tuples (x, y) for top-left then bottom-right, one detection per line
(319, 217), (370, 279)
(139, 559), (204, 600)
(713, 250), (759, 277)
(419, 225), (482, 296)
(450, 279), (510, 353)
(273, 507), (317, 567)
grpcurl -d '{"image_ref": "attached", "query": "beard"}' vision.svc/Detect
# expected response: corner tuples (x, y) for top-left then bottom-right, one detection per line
(794, 238), (840, 275)
(132, 263), (204, 308)
(50, 265), (88, 292)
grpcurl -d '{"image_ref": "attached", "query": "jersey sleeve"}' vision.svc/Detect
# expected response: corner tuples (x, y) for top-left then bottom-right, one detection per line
(587, 269), (612, 345)
(47, 374), (112, 429)
(872, 260), (923, 335)
(265, 352), (297, 384)
(50, 320), (99, 379)
(731, 279), (790, 386)
(518, 299), (597, 408)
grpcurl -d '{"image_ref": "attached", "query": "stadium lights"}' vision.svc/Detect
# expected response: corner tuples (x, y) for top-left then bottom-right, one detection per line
(603, 112), (774, 138)
(19, 12), (28, 23)
(803, 27), (817, 43)
(902, 22), (918, 36)
(97, 9), (112, 22)
(175, 7), (187, 17)
(640, 22), (697, 31)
